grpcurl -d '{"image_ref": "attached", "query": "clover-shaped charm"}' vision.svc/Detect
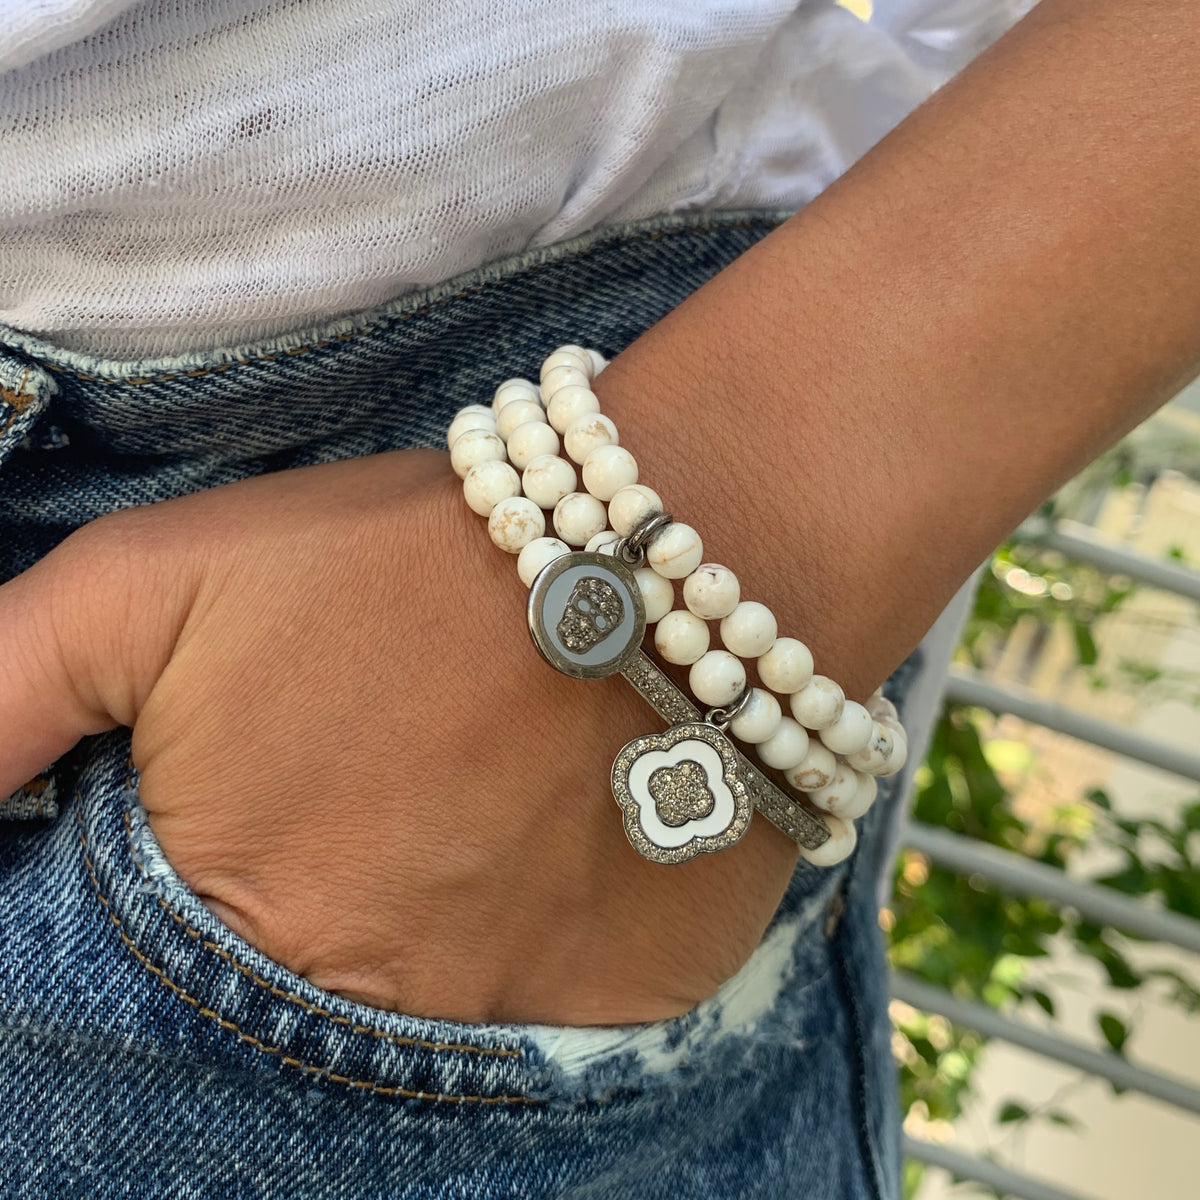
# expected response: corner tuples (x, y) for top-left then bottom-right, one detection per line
(611, 722), (752, 865)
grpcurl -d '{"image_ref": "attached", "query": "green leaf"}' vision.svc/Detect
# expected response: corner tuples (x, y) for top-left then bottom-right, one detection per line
(1072, 619), (1099, 667)
(1031, 989), (1056, 1018)
(998, 1101), (1031, 1124)
(1098, 1012), (1129, 1055)
(1048, 1110), (1080, 1130)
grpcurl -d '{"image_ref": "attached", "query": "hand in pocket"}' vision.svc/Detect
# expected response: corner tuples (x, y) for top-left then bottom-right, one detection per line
(0, 448), (799, 1025)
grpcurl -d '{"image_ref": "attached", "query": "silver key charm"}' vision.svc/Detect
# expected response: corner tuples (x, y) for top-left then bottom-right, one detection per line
(527, 551), (830, 864)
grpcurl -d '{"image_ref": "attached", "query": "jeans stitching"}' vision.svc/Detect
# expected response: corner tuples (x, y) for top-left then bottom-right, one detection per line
(0, 370), (34, 434)
(77, 806), (536, 1105)
(120, 812), (520, 1059)
(109, 757), (522, 1058)
(37, 220), (774, 388)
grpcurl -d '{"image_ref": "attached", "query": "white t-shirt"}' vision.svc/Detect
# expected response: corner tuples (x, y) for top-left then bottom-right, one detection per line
(0, 0), (1034, 359)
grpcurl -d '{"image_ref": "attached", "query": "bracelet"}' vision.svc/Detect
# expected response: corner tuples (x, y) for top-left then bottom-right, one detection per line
(446, 345), (908, 868)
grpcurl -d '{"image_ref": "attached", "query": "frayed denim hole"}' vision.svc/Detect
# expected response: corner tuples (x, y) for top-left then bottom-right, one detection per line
(524, 878), (838, 1105)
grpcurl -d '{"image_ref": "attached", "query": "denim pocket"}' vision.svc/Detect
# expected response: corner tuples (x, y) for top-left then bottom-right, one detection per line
(0, 727), (885, 1198)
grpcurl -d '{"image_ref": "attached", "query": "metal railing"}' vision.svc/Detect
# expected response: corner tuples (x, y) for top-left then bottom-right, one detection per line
(897, 518), (1200, 1200)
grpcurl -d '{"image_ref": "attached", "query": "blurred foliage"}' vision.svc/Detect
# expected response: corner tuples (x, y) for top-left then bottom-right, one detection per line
(887, 438), (1200, 1197)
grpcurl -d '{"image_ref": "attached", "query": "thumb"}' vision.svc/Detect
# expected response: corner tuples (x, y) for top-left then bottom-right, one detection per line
(0, 511), (197, 799)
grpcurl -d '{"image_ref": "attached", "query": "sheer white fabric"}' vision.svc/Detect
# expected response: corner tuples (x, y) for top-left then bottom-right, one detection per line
(0, 0), (1036, 358)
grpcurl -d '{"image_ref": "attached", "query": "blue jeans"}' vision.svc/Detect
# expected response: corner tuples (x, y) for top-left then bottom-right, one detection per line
(0, 210), (929, 1198)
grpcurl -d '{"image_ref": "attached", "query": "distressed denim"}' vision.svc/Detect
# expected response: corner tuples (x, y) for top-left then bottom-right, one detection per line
(0, 210), (936, 1199)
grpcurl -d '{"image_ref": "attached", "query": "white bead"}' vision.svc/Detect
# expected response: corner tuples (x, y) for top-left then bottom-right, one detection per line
(541, 347), (591, 382)
(866, 692), (899, 726)
(446, 405), (495, 449)
(688, 650), (746, 708)
(720, 601), (777, 659)
(755, 717), (810, 771)
(517, 536), (571, 587)
(647, 522), (703, 580)
(546, 385), (601, 435)
(729, 687), (782, 744)
(553, 491), (608, 547)
(581, 443), (638, 501)
(587, 348), (607, 376)
(798, 814), (857, 867)
(496, 398), (545, 442)
(783, 742), (838, 792)
(819, 701), (875, 756)
(608, 484), (663, 537)
(806, 762), (859, 815)
(877, 725), (908, 777)
(757, 637), (814, 695)
(682, 563), (740, 620)
(634, 567), (675, 624)
(487, 496), (545, 554)
(492, 378), (541, 413)
(846, 723), (895, 775)
(654, 609), (710, 666)
(789, 675), (845, 731)
(540, 365), (590, 402)
(450, 428), (506, 479)
(506, 420), (560, 470)
(585, 529), (620, 554)
(837, 770), (878, 820)
(522, 454), (577, 510)
(462, 459), (521, 517)
(564, 412), (619, 465)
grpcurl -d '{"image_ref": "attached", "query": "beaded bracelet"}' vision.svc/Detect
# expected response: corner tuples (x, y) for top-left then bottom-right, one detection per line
(447, 345), (908, 867)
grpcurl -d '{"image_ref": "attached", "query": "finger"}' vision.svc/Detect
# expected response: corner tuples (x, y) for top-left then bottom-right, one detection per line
(0, 513), (196, 798)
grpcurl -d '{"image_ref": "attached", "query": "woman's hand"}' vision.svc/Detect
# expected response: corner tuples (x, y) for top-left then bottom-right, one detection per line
(0, 447), (800, 1025)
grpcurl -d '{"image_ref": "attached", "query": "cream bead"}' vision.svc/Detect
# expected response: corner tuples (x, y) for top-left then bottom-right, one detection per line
(462, 459), (521, 517)
(819, 701), (875, 756)
(838, 771), (878, 821)
(866, 692), (899, 726)
(553, 491), (608, 547)
(506, 420), (560, 470)
(522, 454), (577, 510)
(845, 723), (895, 775)
(654, 609), (710, 666)
(877, 725), (908, 777)
(564, 412), (619, 465)
(487, 496), (545, 554)
(541, 347), (591, 382)
(517, 536), (571, 588)
(540, 364), (590, 402)
(757, 637), (814, 695)
(585, 529), (621, 554)
(608, 484), (663, 537)
(496, 398), (545, 442)
(682, 563), (740, 620)
(581, 444), (638, 501)
(688, 650), (747, 708)
(450, 428), (506, 479)
(647, 522), (703, 580)
(446, 405), (495, 449)
(546, 385), (601, 434)
(755, 717), (811, 771)
(789, 675), (846, 731)
(783, 742), (838, 792)
(798, 814), (857, 867)
(634, 567), (675, 624)
(729, 687), (782, 744)
(720, 601), (777, 659)
(805, 762), (859, 815)
(492, 378), (541, 413)
(586, 348), (607, 376)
